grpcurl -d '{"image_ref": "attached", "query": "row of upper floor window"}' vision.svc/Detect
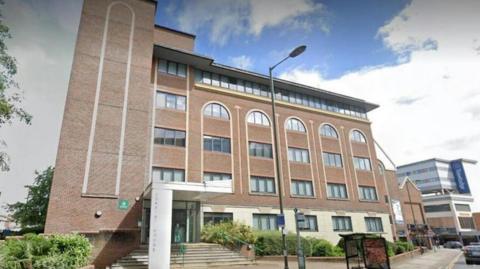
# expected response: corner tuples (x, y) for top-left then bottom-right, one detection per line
(154, 127), (374, 171)
(204, 212), (384, 233)
(156, 91), (369, 143)
(157, 59), (368, 120)
(152, 167), (379, 201)
(397, 166), (437, 177)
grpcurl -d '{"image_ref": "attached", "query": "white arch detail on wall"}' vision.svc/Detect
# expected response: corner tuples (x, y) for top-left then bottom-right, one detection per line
(82, 1), (136, 195)
(200, 101), (234, 190)
(348, 128), (379, 200)
(283, 116), (319, 198)
(244, 109), (281, 195)
(350, 128), (368, 144)
(318, 122), (353, 199)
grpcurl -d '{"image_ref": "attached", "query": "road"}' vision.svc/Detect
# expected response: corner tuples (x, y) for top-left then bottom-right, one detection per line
(454, 255), (480, 269)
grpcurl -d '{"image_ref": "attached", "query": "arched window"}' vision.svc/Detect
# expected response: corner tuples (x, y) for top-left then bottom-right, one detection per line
(247, 111), (270, 126)
(378, 162), (385, 175)
(320, 124), (338, 138)
(286, 118), (306, 132)
(351, 130), (367, 143)
(204, 103), (229, 119)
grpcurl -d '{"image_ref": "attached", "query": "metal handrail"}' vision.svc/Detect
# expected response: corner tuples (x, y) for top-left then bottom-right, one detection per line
(218, 231), (261, 252)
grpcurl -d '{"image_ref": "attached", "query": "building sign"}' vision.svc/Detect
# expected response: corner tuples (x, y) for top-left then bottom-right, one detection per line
(391, 199), (404, 225)
(451, 160), (470, 194)
(277, 214), (285, 228)
(118, 199), (129, 210)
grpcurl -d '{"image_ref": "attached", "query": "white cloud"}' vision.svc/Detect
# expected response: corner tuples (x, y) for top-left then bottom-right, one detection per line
(280, 0), (480, 165)
(229, 55), (254, 70)
(0, 0), (82, 213)
(176, 0), (326, 45)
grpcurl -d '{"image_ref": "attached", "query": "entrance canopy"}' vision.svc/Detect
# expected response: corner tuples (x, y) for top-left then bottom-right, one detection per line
(144, 180), (232, 269)
(143, 180), (233, 201)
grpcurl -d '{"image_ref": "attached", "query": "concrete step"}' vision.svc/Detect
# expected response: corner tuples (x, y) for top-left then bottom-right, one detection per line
(110, 243), (254, 269)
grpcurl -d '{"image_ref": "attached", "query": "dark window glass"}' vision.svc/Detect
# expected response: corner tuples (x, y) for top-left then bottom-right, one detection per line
(253, 214), (277, 230)
(204, 135), (231, 153)
(249, 142), (273, 158)
(204, 212), (233, 225)
(332, 216), (353, 232)
(154, 128), (186, 147)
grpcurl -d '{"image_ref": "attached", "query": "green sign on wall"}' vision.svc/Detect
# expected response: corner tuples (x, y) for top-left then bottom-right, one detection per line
(118, 199), (129, 210)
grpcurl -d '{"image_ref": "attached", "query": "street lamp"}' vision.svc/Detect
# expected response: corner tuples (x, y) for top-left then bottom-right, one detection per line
(269, 45), (306, 269)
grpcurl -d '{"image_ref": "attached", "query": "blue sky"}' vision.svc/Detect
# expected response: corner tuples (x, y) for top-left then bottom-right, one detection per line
(1, 0), (480, 209)
(156, 0), (410, 79)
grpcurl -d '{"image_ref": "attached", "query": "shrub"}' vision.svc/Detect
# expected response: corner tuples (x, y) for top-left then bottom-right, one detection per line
(254, 231), (343, 257)
(394, 241), (414, 254)
(0, 233), (92, 269)
(201, 222), (256, 249)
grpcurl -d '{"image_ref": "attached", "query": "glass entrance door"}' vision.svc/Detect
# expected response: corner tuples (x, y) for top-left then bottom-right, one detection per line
(172, 201), (200, 243)
(172, 209), (187, 243)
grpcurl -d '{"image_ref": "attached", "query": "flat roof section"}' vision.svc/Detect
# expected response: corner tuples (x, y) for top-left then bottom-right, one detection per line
(153, 45), (379, 113)
(398, 158), (478, 168)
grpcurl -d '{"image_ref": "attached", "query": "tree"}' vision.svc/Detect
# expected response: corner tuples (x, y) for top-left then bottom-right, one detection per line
(6, 166), (53, 232)
(0, 0), (32, 171)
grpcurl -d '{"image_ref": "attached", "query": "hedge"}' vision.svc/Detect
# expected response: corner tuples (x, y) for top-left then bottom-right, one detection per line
(254, 231), (343, 257)
(0, 233), (92, 269)
(201, 221), (256, 249)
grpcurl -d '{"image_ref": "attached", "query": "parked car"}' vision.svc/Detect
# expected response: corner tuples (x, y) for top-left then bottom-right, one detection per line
(464, 244), (480, 264)
(444, 241), (463, 249)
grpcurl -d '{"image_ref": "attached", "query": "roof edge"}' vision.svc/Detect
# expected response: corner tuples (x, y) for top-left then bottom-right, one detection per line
(398, 158), (478, 168)
(154, 24), (196, 39)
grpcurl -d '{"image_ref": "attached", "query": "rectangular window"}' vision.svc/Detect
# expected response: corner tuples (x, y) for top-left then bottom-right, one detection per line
(288, 148), (310, 163)
(156, 91), (186, 111)
(459, 217), (475, 229)
(291, 180), (314, 197)
(327, 183), (348, 199)
(152, 167), (185, 182)
(158, 59), (187, 78)
(322, 152), (343, 168)
(250, 176), (275, 194)
(203, 135), (230, 153)
(154, 128), (186, 147)
(365, 217), (383, 232)
(249, 142), (273, 158)
(332, 216), (353, 232)
(455, 204), (471, 212)
(253, 214), (278, 230)
(424, 204), (451, 212)
(204, 212), (233, 225)
(203, 172), (232, 182)
(359, 186), (377, 201)
(300, 215), (318, 231)
(353, 157), (372, 171)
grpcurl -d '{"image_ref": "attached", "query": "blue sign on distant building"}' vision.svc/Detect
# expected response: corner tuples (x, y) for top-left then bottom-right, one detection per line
(451, 160), (470, 194)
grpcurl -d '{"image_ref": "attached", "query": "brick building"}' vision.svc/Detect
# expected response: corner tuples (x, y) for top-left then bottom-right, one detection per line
(44, 0), (423, 268)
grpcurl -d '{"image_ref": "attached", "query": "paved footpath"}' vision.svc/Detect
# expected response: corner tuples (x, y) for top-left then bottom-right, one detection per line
(215, 248), (462, 269)
(393, 248), (462, 269)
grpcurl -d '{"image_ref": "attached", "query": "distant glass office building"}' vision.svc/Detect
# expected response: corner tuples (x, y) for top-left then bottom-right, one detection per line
(397, 158), (480, 242)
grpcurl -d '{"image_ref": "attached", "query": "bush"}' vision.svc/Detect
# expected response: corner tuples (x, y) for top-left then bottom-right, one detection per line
(0, 233), (92, 269)
(254, 231), (343, 257)
(394, 241), (414, 254)
(201, 222), (256, 249)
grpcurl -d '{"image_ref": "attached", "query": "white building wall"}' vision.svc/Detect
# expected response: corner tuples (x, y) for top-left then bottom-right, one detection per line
(463, 161), (480, 212)
(202, 205), (393, 244)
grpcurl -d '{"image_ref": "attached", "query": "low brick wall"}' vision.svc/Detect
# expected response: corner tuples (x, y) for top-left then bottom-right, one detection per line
(257, 248), (423, 264)
(390, 248), (423, 264)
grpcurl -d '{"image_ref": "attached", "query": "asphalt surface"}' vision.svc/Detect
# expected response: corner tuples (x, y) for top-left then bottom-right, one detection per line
(454, 255), (480, 269)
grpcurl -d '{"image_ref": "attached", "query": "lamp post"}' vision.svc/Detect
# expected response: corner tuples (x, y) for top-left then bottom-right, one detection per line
(269, 45), (306, 269)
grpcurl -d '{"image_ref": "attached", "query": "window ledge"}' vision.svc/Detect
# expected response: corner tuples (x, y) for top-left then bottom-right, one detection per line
(359, 199), (380, 203)
(249, 192), (277, 197)
(290, 195), (316, 199)
(156, 107), (186, 113)
(250, 156), (274, 161)
(154, 144), (186, 149)
(204, 150), (232, 156)
(326, 197), (350, 201)
(81, 193), (118, 199)
(289, 161), (311, 165)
